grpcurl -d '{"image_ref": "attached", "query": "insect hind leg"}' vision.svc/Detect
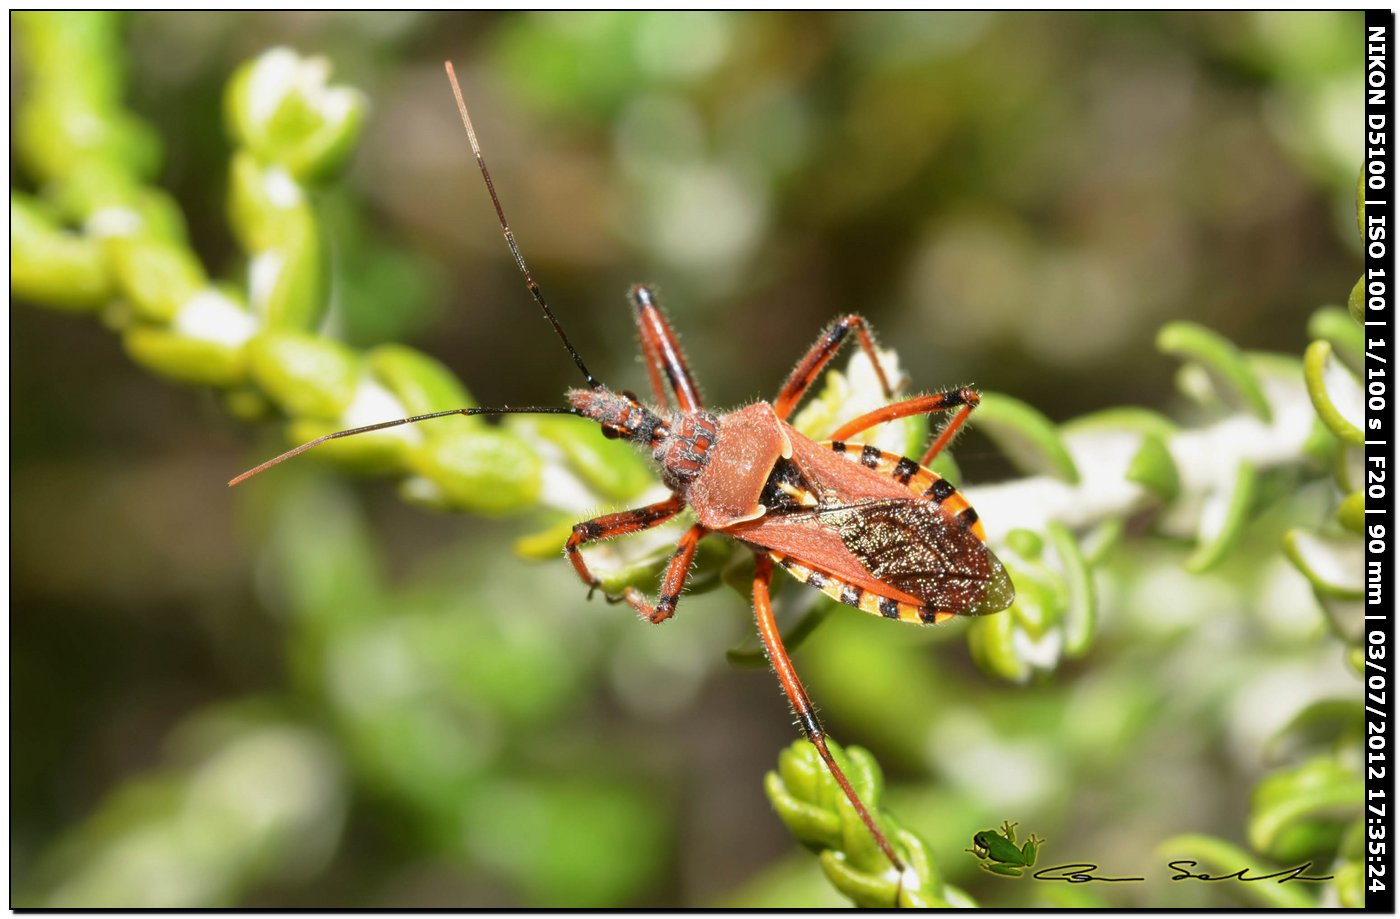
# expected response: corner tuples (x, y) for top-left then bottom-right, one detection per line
(752, 555), (906, 874)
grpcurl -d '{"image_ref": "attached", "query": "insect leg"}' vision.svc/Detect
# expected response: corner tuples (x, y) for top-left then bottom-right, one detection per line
(824, 388), (980, 464)
(630, 285), (704, 412)
(565, 494), (687, 601)
(772, 315), (895, 420)
(620, 522), (709, 623)
(752, 555), (906, 873)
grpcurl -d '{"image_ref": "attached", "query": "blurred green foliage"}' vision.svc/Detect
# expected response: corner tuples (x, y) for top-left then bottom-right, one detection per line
(12, 11), (1365, 908)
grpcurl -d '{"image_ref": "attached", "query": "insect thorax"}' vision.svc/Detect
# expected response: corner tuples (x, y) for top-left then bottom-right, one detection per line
(653, 411), (720, 491)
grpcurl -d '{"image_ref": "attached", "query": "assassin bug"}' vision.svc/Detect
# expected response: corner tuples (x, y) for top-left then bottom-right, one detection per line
(231, 62), (1016, 878)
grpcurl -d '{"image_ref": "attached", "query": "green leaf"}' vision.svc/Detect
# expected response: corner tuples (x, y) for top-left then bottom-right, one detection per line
(1307, 306), (1364, 373)
(123, 326), (248, 388)
(1045, 522), (1095, 656)
(1336, 489), (1364, 534)
(1282, 529), (1365, 601)
(1184, 461), (1258, 573)
(9, 192), (113, 310)
(367, 345), (474, 416)
(1062, 405), (1179, 440)
(1303, 340), (1363, 445)
(518, 415), (656, 502)
(1125, 433), (1180, 501)
(1267, 699), (1362, 763)
(765, 739), (942, 908)
(966, 603), (1031, 683)
(247, 331), (359, 420)
(107, 236), (207, 323)
(975, 392), (1079, 483)
(1249, 757), (1362, 863)
(1157, 321), (1272, 422)
(405, 426), (542, 515)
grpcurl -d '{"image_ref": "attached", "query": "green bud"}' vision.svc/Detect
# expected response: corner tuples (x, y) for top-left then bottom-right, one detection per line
(227, 153), (324, 331)
(107, 236), (207, 323)
(247, 331), (359, 419)
(766, 740), (852, 850)
(10, 192), (112, 310)
(225, 48), (366, 182)
(123, 325), (248, 388)
(121, 287), (256, 386)
(406, 427), (542, 515)
(765, 740), (942, 908)
(516, 415), (655, 502)
(58, 167), (187, 244)
(14, 84), (160, 186)
(368, 345), (475, 418)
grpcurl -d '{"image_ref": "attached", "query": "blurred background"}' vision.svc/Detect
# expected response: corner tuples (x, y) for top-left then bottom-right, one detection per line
(12, 11), (1364, 908)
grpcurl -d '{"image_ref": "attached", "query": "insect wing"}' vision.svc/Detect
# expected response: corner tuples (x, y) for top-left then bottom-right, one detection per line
(809, 498), (1013, 616)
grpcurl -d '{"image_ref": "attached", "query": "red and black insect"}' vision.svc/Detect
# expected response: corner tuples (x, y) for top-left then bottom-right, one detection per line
(232, 62), (1015, 877)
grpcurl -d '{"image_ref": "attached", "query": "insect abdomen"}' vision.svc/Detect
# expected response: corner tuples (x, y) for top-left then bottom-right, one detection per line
(824, 440), (985, 539)
(771, 552), (953, 624)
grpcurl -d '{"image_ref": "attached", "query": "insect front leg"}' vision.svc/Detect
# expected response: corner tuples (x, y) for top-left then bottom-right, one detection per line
(566, 494), (686, 604)
(751, 555), (906, 874)
(630, 285), (704, 412)
(824, 389), (981, 465)
(619, 522), (709, 624)
(772, 315), (895, 420)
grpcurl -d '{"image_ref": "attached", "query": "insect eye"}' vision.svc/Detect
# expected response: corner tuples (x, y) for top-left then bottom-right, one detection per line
(620, 389), (639, 403)
(600, 425), (625, 440)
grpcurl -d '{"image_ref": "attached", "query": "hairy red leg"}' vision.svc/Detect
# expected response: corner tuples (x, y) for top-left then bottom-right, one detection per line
(565, 495), (686, 599)
(620, 522), (709, 623)
(751, 555), (906, 873)
(773, 315), (895, 421)
(824, 388), (980, 465)
(630, 285), (703, 412)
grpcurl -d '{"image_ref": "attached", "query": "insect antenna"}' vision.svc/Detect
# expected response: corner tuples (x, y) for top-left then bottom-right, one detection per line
(444, 61), (602, 391)
(227, 405), (580, 487)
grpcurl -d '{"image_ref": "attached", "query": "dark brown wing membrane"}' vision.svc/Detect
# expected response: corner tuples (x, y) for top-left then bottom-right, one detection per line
(796, 498), (1014, 615)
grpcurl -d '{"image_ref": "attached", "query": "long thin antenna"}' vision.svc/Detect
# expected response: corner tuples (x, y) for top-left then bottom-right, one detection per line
(228, 405), (580, 487)
(445, 61), (602, 390)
